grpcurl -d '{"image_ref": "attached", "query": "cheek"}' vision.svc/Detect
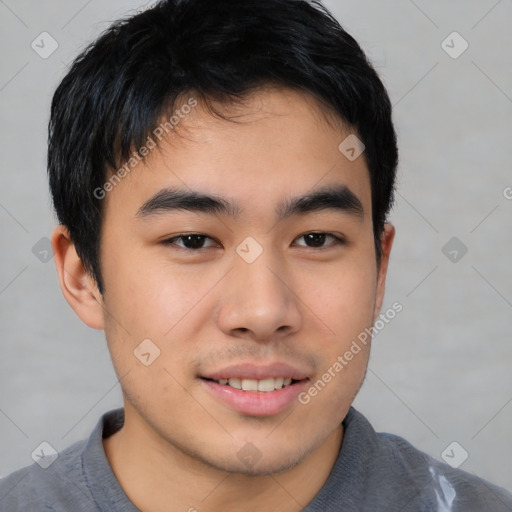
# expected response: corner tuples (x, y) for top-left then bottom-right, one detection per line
(101, 246), (211, 337)
(299, 249), (377, 406)
(299, 270), (375, 419)
(307, 255), (378, 342)
(100, 253), (230, 388)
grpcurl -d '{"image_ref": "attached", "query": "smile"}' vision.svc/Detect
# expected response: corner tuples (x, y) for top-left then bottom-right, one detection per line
(208, 377), (296, 392)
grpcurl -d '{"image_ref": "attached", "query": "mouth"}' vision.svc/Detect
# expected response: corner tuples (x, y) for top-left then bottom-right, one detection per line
(201, 376), (303, 392)
(199, 363), (310, 416)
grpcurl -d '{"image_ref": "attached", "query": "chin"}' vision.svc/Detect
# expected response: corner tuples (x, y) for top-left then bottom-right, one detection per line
(206, 448), (309, 476)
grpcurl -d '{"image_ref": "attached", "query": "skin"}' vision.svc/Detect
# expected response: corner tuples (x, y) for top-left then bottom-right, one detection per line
(52, 87), (394, 512)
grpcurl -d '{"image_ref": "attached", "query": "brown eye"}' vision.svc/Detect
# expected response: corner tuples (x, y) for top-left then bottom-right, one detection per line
(294, 233), (343, 248)
(164, 234), (218, 250)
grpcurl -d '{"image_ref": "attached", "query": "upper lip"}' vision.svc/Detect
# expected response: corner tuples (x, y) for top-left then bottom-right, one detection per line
(201, 362), (310, 381)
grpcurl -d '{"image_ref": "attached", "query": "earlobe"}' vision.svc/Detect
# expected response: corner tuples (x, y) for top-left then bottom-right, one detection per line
(51, 225), (105, 330)
(373, 223), (395, 322)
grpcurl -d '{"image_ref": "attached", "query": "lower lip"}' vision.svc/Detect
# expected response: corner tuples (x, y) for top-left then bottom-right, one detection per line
(200, 379), (308, 416)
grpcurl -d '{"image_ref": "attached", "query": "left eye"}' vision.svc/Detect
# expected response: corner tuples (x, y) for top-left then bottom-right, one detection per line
(293, 233), (343, 248)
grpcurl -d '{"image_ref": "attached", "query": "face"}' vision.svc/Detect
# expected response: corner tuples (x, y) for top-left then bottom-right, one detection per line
(93, 88), (393, 474)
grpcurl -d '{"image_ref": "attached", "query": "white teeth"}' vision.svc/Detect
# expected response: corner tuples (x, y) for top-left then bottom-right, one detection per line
(257, 378), (276, 392)
(241, 379), (258, 391)
(228, 378), (242, 389)
(216, 377), (295, 391)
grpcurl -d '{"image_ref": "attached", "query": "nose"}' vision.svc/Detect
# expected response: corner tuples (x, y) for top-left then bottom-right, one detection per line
(216, 250), (302, 342)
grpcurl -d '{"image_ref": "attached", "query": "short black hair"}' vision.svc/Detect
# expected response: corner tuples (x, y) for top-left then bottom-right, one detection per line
(48, 0), (398, 294)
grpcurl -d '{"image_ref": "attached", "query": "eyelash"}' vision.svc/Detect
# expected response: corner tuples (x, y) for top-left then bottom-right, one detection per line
(162, 232), (345, 251)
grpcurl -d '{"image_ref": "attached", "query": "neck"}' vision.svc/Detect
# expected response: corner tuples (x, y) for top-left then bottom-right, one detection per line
(103, 407), (343, 512)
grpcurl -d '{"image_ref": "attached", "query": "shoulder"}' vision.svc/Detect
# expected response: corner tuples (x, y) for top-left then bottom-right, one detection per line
(0, 439), (91, 512)
(336, 408), (512, 511)
(376, 428), (512, 510)
(0, 408), (125, 512)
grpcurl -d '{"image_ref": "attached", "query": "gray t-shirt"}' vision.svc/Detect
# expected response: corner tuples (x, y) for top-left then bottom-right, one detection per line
(1, 407), (511, 511)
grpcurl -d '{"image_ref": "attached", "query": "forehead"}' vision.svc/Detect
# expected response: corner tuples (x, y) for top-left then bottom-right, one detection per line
(102, 87), (372, 221)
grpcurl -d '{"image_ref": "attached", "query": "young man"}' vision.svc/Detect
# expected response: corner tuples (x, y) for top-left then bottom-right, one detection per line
(1, 0), (511, 510)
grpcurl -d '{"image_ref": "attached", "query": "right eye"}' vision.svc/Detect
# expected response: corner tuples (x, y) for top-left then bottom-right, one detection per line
(162, 234), (220, 251)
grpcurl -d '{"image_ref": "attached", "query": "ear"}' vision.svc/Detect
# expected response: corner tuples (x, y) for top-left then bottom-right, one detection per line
(373, 223), (395, 322)
(51, 225), (105, 330)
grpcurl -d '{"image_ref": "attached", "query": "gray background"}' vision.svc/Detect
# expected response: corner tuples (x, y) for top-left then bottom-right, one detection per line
(1, 0), (511, 491)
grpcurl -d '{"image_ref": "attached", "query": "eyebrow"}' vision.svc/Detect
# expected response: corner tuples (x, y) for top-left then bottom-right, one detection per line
(136, 184), (364, 221)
